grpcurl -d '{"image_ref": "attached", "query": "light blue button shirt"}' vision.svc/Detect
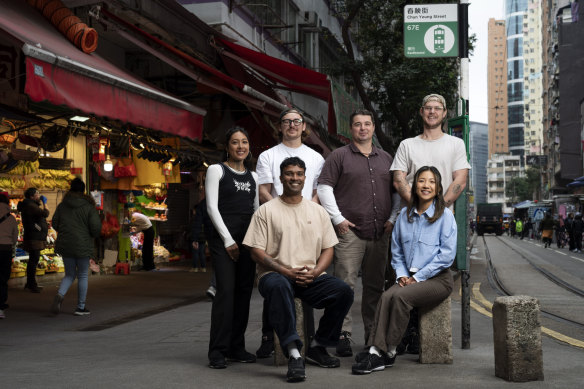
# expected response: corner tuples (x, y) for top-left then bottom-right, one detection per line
(391, 202), (457, 282)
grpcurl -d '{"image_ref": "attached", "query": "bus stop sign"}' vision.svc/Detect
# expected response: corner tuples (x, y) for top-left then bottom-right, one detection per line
(404, 4), (459, 58)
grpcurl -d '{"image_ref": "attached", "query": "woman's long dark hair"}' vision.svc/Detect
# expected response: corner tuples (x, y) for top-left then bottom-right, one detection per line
(406, 166), (445, 224)
(222, 126), (252, 169)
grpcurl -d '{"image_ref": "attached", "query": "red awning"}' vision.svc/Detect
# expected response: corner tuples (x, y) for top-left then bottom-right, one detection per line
(0, 0), (205, 140)
(218, 38), (337, 134)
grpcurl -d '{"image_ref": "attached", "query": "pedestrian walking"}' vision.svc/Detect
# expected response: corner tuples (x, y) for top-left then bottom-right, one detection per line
(0, 193), (19, 319)
(565, 213), (575, 251)
(206, 127), (259, 369)
(50, 178), (102, 316)
(571, 213), (583, 253)
(190, 197), (212, 273)
(539, 212), (554, 248)
(17, 187), (50, 293)
(131, 211), (155, 271)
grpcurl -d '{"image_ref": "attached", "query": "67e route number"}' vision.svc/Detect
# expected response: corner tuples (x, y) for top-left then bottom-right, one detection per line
(407, 25), (420, 30)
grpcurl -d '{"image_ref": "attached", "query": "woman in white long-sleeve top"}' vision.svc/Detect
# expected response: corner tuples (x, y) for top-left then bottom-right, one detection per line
(206, 127), (259, 369)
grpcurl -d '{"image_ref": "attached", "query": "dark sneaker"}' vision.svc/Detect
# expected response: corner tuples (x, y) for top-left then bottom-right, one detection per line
(306, 346), (340, 368)
(355, 350), (396, 367)
(352, 353), (388, 375)
(256, 335), (274, 358)
(226, 350), (256, 363)
(208, 355), (227, 369)
(336, 331), (353, 357)
(286, 357), (306, 382)
(74, 307), (91, 316)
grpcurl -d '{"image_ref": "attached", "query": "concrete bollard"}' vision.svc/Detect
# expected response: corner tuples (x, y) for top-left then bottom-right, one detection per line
(492, 295), (544, 382)
(273, 298), (307, 366)
(419, 297), (453, 364)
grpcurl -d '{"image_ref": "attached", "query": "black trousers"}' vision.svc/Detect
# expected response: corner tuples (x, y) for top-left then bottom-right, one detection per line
(141, 227), (155, 270)
(208, 215), (255, 359)
(26, 249), (41, 287)
(0, 250), (12, 309)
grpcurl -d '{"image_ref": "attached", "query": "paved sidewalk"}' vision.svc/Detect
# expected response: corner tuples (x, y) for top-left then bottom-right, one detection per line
(0, 259), (582, 388)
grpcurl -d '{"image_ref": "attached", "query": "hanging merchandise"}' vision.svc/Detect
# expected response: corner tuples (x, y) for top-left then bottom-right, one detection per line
(114, 159), (137, 178)
(90, 190), (103, 209)
(88, 135), (108, 162)
(0, 119), (17, 144)
(39, 125), (70, 152)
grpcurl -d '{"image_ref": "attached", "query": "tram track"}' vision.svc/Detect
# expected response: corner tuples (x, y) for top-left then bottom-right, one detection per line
(482, 235), (584, 331)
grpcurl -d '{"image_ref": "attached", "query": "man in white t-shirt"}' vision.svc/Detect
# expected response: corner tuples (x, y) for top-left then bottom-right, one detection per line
(243, 157), (353, 382)
(254, 108), (325, 357)
(391, 94), (471, 209)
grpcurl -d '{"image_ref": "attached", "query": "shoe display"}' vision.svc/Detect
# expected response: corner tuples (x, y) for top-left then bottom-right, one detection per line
(50, 294), (63, 315)
(286, 357), (306, 382)
(336, 331), (353, 357)
(351, 352), (389, 374)
(306, 346), (340, 368)
(208, 355), (227, 369)
(74, 307), (91, 316)
(226, 350), (256, 363)
(206, 286), (216, 299)
(255, 335), (274, 358)
(355, 350), (396, 367)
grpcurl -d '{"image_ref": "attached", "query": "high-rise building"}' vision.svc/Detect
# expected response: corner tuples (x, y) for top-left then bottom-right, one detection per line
(470, 121), (489, 207)
(488, 18), (508, 157)
(505, 0), (528, 160)
(523, 1), (543, 159)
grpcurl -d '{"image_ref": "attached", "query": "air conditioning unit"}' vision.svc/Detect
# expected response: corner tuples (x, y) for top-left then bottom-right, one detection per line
(302, 11), (319, 27)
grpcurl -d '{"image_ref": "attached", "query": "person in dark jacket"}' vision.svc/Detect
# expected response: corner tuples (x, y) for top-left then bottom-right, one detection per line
(539, 212), (555, 248)
(0, 193), (19, 319)
(50, 178), (102, 316)
(565, 213), (575, 251)
(190, 197), (212, 272)
(571, 213), (584, 253)
(17, 187), (49, 293)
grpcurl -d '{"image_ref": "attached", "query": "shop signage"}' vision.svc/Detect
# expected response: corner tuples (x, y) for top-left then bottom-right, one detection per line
(404, 3), (459, 58)
(526, 155), (548, 166)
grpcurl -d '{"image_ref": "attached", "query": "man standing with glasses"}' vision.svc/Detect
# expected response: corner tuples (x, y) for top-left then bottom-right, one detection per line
(389, 94), (470, 355)
(317, 109), (398, 358)
(254, 108), (325, 358)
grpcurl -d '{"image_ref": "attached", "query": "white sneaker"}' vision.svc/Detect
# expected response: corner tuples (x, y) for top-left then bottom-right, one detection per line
(206, 286), (216, 299)
(189, 267), (199, 273)
(0, 309), (5, 319)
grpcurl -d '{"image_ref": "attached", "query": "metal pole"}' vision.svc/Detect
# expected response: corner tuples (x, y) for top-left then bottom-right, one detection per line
(459, 0), (471, 350)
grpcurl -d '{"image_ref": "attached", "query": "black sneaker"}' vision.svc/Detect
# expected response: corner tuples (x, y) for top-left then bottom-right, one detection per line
(209, 355), (227, 369)
(226, 350), (256, 363)
(74, 307), (90, 316)
(306, 346), (340, 368)
(336, 331), (353, 357)
(256, 336), (274, 358)
(355, 350), (396, 367)
(351, 353), (388, 375)
(286, 357), (306, 382)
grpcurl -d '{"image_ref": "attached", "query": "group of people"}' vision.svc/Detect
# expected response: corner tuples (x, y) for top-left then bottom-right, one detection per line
(507, 212), (584, 252)
(0, 179), (102, 320)
(204, 93), (470, 382)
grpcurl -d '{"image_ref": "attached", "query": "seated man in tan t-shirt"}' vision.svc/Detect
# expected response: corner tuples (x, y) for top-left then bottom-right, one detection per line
(243, 157), (353, 383)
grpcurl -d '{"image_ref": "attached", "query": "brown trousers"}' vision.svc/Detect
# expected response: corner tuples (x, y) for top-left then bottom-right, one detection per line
(367, 269), (453, 351)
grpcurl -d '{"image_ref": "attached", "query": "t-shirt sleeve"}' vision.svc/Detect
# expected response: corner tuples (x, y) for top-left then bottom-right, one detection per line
(317, 150), (341, 187)
(256, 150), (274, 185)
(312, 155), (325, 191)
(242, 206), (268, 250)
(319, 207), (339, 249)
(390, 141), (409, 172)
(453, 137), (471, 171)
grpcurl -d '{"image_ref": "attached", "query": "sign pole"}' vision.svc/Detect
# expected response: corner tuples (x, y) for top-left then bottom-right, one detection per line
(458, 0), (471, 350)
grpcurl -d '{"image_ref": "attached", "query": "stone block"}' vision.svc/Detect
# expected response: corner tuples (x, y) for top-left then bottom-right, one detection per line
(274, 298), (309, 366)
(419, 297), (453, 364)
(492, 295), (544, 382)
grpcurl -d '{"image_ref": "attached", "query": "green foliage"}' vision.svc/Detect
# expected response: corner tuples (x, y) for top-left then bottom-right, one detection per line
(505, 169), (541, 202)
(323, 0), (475, 153)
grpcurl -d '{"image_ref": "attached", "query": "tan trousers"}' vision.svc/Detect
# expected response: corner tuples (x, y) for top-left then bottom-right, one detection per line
(333, 229), (390, 340)
(367, 269), (453, 351)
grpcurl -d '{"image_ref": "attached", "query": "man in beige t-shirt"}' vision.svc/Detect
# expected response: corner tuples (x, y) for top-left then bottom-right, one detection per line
(243, 157), (353, 382)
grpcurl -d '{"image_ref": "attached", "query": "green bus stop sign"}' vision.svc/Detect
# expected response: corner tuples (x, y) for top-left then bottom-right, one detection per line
(404, 4), (459, 58)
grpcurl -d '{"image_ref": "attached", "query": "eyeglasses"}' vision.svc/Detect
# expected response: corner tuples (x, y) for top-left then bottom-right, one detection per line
(281, 118), (303, 126)
(422, 106), (444, 112)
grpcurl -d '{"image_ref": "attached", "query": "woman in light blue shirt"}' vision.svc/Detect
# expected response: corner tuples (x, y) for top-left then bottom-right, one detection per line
(352, 166), (457, 374)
